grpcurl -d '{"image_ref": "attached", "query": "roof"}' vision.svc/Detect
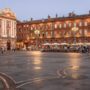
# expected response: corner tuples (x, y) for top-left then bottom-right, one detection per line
(18, 14), (90, 25)
(0, 8), (16, 20)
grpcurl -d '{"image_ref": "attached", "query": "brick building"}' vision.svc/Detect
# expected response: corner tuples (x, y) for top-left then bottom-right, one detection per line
(17, 12), (90, 49)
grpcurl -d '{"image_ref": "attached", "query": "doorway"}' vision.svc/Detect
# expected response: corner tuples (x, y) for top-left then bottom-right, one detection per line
(7, 41), (11, 50)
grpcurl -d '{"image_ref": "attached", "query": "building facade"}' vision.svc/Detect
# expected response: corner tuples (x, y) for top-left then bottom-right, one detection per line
(17, 12), (90, 49)
(0, 8), (17, 50)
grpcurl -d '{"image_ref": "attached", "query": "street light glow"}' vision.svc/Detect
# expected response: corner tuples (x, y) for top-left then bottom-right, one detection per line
(34, 30), (40, 35)
(72, 27), (79, 32)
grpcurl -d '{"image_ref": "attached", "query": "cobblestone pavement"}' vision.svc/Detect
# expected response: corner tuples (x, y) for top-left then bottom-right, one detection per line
(0, 51), (90, 90)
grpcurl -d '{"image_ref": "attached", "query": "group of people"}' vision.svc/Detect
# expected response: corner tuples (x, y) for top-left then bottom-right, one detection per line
(0, 47), (6, 54)
(80, 45), (89, 53)
(0, 47), (16, 54)
(63, 45), (90, 53)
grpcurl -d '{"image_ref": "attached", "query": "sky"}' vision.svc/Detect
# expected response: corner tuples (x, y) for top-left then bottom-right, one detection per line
(0, 0), (90, 21)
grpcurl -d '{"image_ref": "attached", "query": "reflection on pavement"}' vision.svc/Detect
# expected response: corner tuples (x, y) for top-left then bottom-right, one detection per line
(0, 51), (90, 90)
(32, 51), (42, 71)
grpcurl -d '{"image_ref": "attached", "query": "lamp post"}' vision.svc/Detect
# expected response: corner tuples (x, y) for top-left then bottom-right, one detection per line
(71, 27), (79, 44)
(25, 35), (30, 49)
(34, 30), (40, 50)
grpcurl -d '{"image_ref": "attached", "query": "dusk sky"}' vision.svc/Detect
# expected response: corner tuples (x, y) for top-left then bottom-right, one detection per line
(0, 0), (90, 20)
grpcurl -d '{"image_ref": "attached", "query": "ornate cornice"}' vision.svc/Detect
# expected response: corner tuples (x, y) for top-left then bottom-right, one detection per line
(0, 8), (16, 20)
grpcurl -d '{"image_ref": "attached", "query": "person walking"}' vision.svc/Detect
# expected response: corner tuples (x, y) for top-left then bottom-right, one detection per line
(1, 47), (5, 54)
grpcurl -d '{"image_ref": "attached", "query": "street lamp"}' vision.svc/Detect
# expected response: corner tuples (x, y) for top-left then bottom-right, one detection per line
(71, 27), (79, 44)
(34, 30), (40, 50)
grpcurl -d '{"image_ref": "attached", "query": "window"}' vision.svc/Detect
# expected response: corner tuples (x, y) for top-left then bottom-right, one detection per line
(0, 19), (2, 36)
(34, 26), (36, 30)
(0, 19), (2, 28)
(79, 30), (83, 35)
(51, 31), (53, 36)
(42, 33), (45, 37)
(84, 29), (88, 35)
(45, 25), (48, 30)
(24, 25), (26, 27)
(59, 24), (62, 28)
(68, 23), (72, 27)
(79, 22), (82, 26)
(54, 24), (57, 29)
(74, 22), (76, 27)
(64, 23), (66, 28)
(46, 32), (48, 36)
(50, 24), (52, 30)
(84, 22), (88, 26)
(26, 25), (29, 27)
(31, 26), (33, 30)
(37, 25), (40, 30)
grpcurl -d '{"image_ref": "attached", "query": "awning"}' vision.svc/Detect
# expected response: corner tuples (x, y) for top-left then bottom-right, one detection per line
(42, 43), (52, 45)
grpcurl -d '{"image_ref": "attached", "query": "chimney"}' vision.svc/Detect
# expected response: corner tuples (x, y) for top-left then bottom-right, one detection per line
(56, 14), (58, 18)
(48, 15), (51, 19)
(69, 12), (76, 17)
(69, 13), (72, 17)
(31, 18), (33, 21)
(89, 10), (90, 14)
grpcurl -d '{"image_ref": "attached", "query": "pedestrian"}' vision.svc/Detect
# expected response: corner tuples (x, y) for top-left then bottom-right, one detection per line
(13, 48), (16, 52)
(1, 47), (4, 54)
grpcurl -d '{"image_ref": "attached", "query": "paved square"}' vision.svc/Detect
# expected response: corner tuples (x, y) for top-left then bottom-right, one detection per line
(0, 51), (90, 90)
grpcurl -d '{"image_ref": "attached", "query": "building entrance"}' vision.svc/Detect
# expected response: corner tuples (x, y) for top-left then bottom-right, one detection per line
(7, 41), (11, 50)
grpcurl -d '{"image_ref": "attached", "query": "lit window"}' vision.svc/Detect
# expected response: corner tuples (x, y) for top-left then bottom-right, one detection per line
(79, 30), (83, 35)
(84, 22), (88, 26)
(51, 31), (53, 36)
(31, 26), (33, 30)
(0, 19), (2, 28)
(74, 22), (76, 27)
(68, 23), (72, 27)
(46, 32), (48, 36)
(24, 25), (26, 27)
(64, 23), (66, 28)
(54, 24), (57, 29)
(84, 29), (88, 35)
(79, 22), (82, 26)
(27, 25), (29, 27)
(59, 24), (62, 28)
